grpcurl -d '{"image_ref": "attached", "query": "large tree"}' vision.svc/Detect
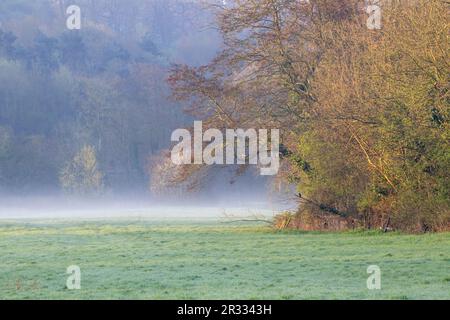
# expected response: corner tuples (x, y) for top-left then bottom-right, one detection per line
(168, 0), (449, 231)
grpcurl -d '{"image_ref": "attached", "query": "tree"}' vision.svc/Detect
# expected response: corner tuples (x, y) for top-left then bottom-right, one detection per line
(31, 32), (60, 74)
(140, 32), (160, 56)
(60, 145), (104, 195)
(168, 0), (450, 232)
(0, 29), (17, 59)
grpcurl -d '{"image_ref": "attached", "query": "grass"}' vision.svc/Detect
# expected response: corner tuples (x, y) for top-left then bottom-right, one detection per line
(0, 218), (449, 300)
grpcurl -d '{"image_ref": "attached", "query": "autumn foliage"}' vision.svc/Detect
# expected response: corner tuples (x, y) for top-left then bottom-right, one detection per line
(168, 0), (449, 232)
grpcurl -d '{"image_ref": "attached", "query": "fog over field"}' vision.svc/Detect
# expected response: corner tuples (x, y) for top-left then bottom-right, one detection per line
(0, 196), (288, 219)
(0, 206), (279, 220)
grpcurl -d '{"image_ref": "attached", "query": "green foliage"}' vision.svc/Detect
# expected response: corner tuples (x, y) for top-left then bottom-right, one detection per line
(281, 1), (449, 231)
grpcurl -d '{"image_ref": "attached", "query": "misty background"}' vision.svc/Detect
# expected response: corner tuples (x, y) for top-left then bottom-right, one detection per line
(0, 0), (291, 217)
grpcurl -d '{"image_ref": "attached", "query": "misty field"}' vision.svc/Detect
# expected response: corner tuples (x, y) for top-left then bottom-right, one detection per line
(0, 219), (449, 300)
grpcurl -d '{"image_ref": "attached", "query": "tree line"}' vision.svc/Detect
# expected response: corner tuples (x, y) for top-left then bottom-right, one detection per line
(0, 0), (218, 195)
(167, 0), (449, 232)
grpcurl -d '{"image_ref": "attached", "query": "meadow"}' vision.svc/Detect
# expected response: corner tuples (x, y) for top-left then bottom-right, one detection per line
(0, 218), (449, 300)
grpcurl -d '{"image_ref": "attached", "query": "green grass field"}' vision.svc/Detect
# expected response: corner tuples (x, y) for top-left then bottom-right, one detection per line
(0, 219), (449, 300)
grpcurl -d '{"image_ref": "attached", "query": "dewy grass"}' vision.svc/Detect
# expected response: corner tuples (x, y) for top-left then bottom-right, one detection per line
(0, 219), (448, 300)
